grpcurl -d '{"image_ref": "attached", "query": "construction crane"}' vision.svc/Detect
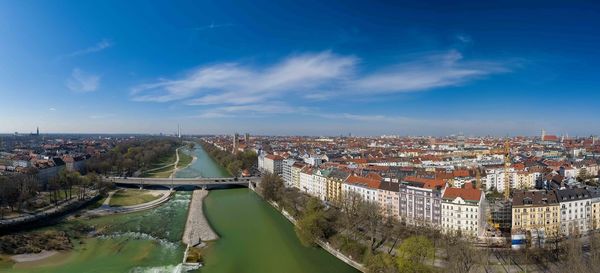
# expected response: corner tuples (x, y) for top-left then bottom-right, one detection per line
(504, 139), (511, 200)
(475, 167), (482, 189)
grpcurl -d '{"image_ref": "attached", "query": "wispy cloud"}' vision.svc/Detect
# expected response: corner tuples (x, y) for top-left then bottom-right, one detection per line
(131, 51), (357, 104)
(132, 49), (511, 119)
(194, 103), (309, 118)
(456, 34), (472, 44)
(49, 107), (57, 111)
(351, 50), (507, 94)
(66, 68), (100, 92)
(193, 22), (234, 31)
(59, 39), (114, 59)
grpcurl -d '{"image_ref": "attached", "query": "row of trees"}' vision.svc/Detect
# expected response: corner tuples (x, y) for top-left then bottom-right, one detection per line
(86, 138), (179, 175)
(47, 170), (112, 206)
(0, 174), (38, 216)
(0, 170), (112, 219)
(258, 174), (505, 273)
(201, 142), (257, 176)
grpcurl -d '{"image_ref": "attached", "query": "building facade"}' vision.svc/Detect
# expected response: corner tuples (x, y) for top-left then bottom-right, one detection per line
(512, 190), (561, 240)
(378, 181), (400, 219)
(263, 154), (284, 175)
(556, 188), (592, 236)
(398, 178), (444, 226)
(441, 183), (485, 238)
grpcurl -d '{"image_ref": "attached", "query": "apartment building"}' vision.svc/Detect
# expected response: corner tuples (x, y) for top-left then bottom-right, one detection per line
(556, 188), (592, 236)
(512, 190), (561, 239)
(325, 169), (349, 205)
(441, 183), (485, 238)
(282, 158), (296, 187)
(378, 181), (400, 219)
(398, 177), (445, 226)
(342, 175), (381, 204)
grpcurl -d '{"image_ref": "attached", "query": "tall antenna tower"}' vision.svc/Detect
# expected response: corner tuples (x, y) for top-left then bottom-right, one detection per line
(177, 124), (181, 138)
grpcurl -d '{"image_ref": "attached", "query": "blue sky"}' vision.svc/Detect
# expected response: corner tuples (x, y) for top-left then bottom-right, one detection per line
(1, 1), (599, 136)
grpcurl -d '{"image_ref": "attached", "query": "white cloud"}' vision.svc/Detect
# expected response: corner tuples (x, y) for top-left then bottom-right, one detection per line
(132, 49), (511, 119)
(60, 39), (113, 59)
(456, 34), (472, 44)
(194, 102), (309, 118)
(66, 68), (100, 92)
(49, 107), (57, 111)
(353, 50), (506, 94)
(131, 51), (357, 104)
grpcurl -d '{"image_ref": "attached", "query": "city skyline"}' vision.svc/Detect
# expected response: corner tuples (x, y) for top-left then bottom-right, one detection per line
(2, 1), (600, 135)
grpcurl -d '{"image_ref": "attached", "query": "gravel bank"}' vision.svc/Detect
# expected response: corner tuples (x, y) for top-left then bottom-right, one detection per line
(182, 190), (218, 246)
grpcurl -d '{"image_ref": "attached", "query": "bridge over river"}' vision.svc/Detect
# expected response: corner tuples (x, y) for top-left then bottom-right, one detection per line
(106, 176), (261, 190)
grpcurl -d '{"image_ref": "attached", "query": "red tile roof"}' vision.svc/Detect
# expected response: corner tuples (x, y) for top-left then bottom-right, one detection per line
(345, 175), (381, 189)
(442, 183), (482, 202)
(403, 176), (446, 189)
(543, 135), (559, 142)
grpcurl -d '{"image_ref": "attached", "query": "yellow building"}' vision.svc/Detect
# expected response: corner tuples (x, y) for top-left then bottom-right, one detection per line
(290, 162), (305, 189)
(512, 190), (561, 239)
(325, 169), (349, 205)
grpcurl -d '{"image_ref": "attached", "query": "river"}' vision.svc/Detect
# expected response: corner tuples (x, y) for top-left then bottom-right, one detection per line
(1, 145), (358, 273)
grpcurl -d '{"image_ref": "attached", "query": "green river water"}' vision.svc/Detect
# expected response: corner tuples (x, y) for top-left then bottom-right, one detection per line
(1, 145), (358, 273)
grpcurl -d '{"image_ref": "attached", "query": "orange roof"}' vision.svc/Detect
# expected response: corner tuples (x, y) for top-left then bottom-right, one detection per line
(442, 183), (482, 202)
(403, 176), (445, 189)
(348, 158), (368, 164)
(512, 163), (525, 170)
(365, 172), (383, 180)
(543, 135), (559, 141)
(345, 175), (381, 189)
(452, 169), (470, 177)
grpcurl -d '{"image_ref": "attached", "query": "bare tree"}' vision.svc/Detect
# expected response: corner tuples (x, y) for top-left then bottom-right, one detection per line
(444, 236), (479, 273)
(360, 200), (385, 251)
(337, 191), (365, 241)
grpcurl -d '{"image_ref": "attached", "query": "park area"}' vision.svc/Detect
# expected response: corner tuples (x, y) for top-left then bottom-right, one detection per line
(108, 189), (163, 207)
(141, 147), (194, 178)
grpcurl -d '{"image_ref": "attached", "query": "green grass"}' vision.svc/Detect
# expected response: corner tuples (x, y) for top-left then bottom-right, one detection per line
(177, 149), (193, 168)
(141, 147), (193, 178)
(141, 164), (175, 178)
(87, 195), (108, 209)
(108, 189), (162, 207)
(150, 152), (177, 168)
(144, 170), (173, 178)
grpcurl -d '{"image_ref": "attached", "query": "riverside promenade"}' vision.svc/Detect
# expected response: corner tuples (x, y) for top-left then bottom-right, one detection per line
(182, 189), (218, 246)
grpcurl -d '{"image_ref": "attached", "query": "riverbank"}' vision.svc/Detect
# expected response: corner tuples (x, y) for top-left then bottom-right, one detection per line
(142, 145), (194, 178)
(262, 196), (366, 272)
(0, 193), (100, 234)
(183, 189), (218, 247)
(171, 148), (196, 178)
